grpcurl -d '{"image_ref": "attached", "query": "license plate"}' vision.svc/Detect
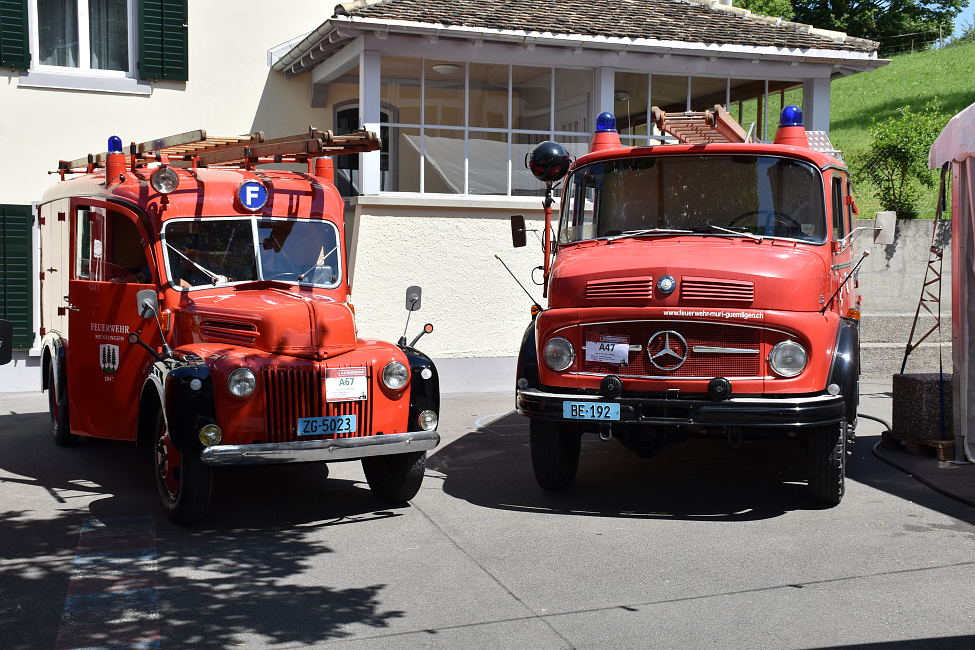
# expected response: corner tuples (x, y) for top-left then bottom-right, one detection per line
(297, 415), (357, 436)
(563, 401), (620, 420)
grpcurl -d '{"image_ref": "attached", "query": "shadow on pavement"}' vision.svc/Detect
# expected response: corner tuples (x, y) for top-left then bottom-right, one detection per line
(430, 411), (826, 522)
(432, 409), (975, 526)
(0, 409), (413, 650)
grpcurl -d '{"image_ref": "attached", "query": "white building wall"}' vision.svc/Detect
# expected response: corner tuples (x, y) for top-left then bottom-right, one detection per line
(348, 196), (548, 362)
(0, 1), (324, 207)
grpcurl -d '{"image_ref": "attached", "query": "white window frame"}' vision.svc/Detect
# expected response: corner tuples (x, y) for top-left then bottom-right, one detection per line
(19, 0), (150, 95)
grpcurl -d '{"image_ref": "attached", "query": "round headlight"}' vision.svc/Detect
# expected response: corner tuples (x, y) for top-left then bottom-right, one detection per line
(382, 361), (409, 390)
(227, 367), (257, 397)
(768, 340), (807, 377)
(150, 166), (179, 194)
(418, 410), (438, 431)
(543, 337), (575, 372)
(199, 424), (222, 446)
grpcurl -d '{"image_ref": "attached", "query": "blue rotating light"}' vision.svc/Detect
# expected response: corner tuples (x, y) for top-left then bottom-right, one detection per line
(780, 105), (803, 127)
(595, 112), (617, 133)
(108, 135), (123, 153)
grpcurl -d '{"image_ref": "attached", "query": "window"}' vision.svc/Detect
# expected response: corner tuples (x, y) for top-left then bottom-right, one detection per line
(375, 57), (594, 196)
(333, 102), (392, 197)
(34, 0), (133, 73)
(4, 0), (186, 92)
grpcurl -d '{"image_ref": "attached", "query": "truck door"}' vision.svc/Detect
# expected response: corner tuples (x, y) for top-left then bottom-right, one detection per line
(830, 174), (855, 315)
(66, 200), (158, 440)
(39, 198), (71, 339)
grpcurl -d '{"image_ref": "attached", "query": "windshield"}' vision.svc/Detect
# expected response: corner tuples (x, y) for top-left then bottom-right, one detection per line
(559, 155), (827, 244)
(163, 218), (342, 290)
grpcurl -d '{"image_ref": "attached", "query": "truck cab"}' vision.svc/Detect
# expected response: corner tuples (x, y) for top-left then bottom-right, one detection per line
(514, 106), (861, 505)
(26, 129), (440, 523)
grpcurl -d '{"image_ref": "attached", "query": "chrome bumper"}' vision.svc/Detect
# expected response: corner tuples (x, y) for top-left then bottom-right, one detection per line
(200, 430), (441, 467)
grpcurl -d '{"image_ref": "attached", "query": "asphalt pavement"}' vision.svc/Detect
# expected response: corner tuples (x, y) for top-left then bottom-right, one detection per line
(2, 379), (974, 649)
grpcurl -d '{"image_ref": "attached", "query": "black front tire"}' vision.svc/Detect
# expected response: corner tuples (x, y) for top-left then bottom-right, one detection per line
(807, 422), (846, 505)
(362, 451), (426, 503)
(48, 364), (77, 447)
(530, 419), (582, 490)
(154, 411), (213, 524)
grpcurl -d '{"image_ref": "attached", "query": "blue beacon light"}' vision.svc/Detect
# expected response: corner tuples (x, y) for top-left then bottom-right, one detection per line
(595, 112), (617, 133)
(108, 135), (123, 153)
(780, 105), (803, 127)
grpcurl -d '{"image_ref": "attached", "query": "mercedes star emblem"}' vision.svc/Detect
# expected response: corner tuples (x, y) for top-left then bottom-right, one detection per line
(648, 330), (688, 370)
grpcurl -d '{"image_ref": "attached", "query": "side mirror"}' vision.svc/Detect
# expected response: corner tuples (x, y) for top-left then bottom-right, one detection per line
(0, 319), (13, 366)
(511, 214), (527, 248)
(874, 211), (896, 246)
(136, 289), (159, 319)
(405, 286), (422, 311)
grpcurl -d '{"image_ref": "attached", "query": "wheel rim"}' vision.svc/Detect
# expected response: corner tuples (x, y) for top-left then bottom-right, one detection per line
(155, 425), (182, 500)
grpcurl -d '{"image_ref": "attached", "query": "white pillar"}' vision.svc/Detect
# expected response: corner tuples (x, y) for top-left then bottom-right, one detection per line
(802, 77), (831, 134)
(594, 66), (616, 120)
(359, 49), (382, 195)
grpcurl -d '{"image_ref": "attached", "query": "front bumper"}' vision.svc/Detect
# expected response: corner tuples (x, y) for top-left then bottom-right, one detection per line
(517, 387), (845, 430)
(201, 430), (441, 467)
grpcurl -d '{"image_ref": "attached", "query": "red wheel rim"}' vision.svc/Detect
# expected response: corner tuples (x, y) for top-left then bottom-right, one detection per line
(156, 425), (182, 499)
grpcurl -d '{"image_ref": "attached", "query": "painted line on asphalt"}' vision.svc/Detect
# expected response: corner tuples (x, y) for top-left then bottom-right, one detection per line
(474, 411), (522, 436)
(54, 516), (160, 650)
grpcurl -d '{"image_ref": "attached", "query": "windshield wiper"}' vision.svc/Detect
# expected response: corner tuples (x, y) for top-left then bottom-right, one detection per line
(692, 225), (763, 241)
(296, 244), (339, 282)
(166, 243), (228, 285)
(604, 228), (692, 242)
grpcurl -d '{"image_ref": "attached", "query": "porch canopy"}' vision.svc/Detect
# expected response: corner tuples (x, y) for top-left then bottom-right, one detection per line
(930, 101), (975, 463)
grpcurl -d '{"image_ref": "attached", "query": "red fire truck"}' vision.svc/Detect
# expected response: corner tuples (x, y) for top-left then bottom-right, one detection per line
(14, 129), (440, 524)
(512, 106), (863, 505)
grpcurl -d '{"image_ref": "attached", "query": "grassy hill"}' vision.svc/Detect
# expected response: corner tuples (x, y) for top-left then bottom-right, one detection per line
(829, 40), (975, 217)
(830, 40), (975, 152)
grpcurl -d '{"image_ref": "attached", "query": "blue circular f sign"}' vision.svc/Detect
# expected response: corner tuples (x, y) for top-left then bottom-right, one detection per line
(238, 181), (268, 211)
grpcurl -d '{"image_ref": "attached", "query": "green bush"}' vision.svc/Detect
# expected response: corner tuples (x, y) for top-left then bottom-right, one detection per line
(858, 99), (950, 219)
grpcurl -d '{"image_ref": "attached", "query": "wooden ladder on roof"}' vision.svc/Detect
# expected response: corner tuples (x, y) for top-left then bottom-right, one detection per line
(58, 127), (380, 174)
(650, 104), (751, 144)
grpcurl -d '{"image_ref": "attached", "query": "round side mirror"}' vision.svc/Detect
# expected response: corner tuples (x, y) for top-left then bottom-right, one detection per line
(527, 141), (571, 184)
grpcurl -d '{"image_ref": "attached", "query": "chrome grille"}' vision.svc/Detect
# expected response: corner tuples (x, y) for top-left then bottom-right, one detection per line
(680, 277), (754, 303)
(579, 321), (761, 378)
(262, 365), (372, 442)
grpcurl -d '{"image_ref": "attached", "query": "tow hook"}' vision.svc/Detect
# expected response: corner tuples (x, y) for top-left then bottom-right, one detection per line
(599, 422), (613, 441)
(728, 427), (742, 448)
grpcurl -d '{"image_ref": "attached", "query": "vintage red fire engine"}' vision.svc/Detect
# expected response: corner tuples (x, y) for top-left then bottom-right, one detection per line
(23, 129), (440, 523)
(512, 106), (863, 505)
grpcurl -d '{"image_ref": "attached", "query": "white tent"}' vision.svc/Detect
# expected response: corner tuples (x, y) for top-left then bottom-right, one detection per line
(930, 101), (975, 463)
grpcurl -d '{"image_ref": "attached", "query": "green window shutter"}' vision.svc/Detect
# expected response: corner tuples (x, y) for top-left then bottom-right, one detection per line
(0, 0), (31, 70)
(0, 204), (34, 349)
(138, 0), (187, 81)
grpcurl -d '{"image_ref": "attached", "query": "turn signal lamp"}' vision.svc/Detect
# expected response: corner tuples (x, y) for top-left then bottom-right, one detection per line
(590, 112), (622, 152)
(846, 308), (861, 321)
(199, 424), (222, 446)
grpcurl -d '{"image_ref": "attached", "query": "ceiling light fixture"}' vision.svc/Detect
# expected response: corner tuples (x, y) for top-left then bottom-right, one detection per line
(432, 63), (459, 75)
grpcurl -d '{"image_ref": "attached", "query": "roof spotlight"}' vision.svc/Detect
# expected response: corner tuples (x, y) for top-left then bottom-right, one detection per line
(150, 166), (179, 194)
